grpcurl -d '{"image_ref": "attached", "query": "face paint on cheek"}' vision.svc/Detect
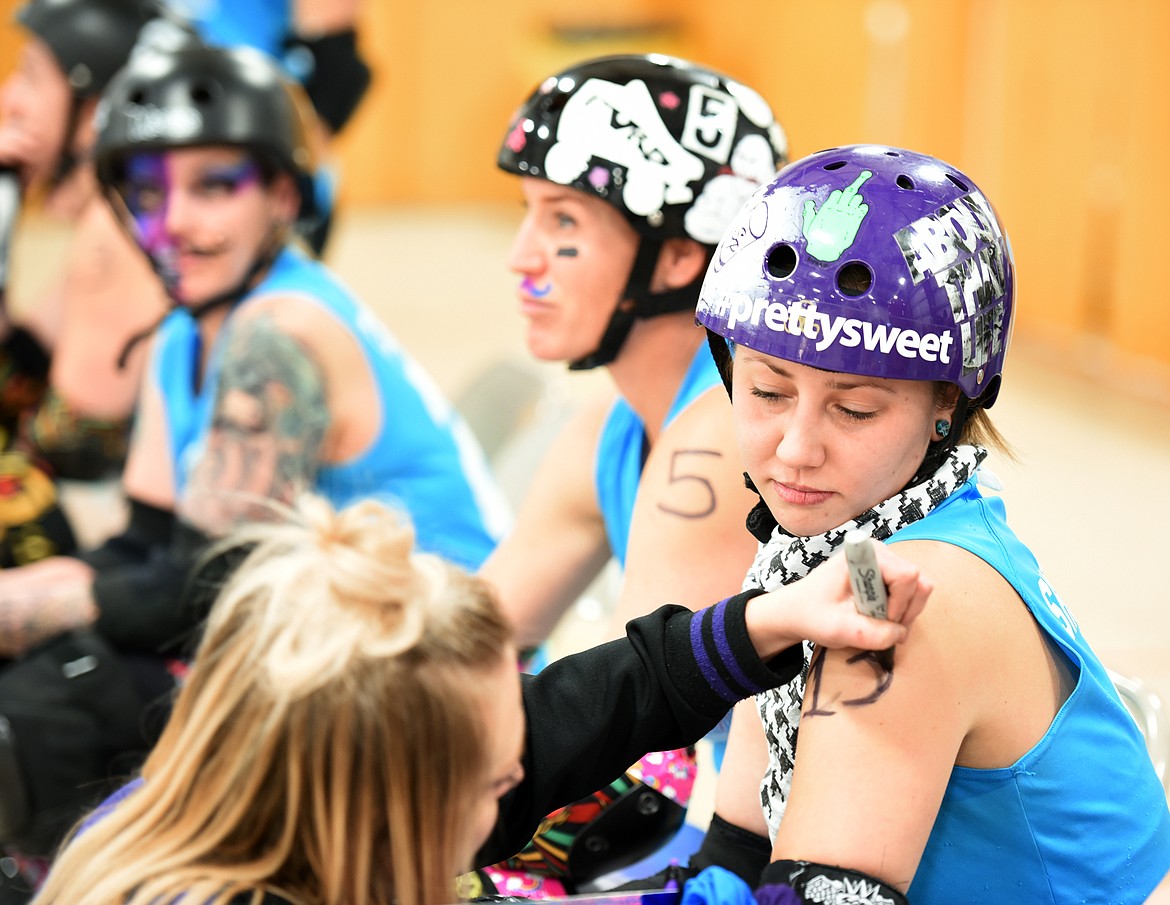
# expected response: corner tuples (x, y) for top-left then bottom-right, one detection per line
(555, 247), (579, 257)
(121, 153), (181, 288)
(521, 277), (552, 298)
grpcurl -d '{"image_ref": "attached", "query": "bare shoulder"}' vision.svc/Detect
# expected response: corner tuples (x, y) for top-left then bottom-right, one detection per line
(805, 539), (1015, 725)
(232, 291), (342, 345)
(615, 385), (756, 620)
(883, 538), (1026, 649)
(659, 382), (736, 447)
(638, 384), (750, 522)
(228, 291), (365, 382)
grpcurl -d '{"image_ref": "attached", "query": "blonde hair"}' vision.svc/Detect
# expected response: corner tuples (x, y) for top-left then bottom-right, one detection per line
(34, 494), (512, 905)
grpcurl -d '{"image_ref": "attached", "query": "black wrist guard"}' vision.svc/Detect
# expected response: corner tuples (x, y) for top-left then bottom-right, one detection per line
(760, 859), (908, 905)
(284, 28), (372, 133)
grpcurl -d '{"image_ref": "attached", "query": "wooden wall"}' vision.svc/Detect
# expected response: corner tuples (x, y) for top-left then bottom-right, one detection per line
(2, 0), (1168, 390)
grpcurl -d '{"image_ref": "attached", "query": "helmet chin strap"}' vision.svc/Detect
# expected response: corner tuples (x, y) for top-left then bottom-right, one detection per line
(567, 237), (705, 371)
(705, 329), (735, 399)
(48, 96), (87, 190)
(116, 226), (286, 371)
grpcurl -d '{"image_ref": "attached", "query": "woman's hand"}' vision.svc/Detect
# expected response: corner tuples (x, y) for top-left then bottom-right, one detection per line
(746, 540), (932, 659)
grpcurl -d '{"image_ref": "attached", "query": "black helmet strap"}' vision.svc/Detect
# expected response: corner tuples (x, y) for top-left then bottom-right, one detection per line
(705, 328), (734, 399)
(116, 227), (285, 372)
(567, 237), (705, 371)
(48, 95), (87, 189)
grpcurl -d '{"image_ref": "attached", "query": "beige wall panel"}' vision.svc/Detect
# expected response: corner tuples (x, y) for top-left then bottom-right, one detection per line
(1, 0), (1167, 382)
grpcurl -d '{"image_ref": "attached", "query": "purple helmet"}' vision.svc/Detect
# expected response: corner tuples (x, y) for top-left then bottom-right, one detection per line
(696, 145), (1015, 406)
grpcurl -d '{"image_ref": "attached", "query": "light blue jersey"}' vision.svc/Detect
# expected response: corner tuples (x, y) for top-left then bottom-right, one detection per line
(149, 246), (509, 570)
(161, 0), (289, 62)
(594, 346), (721, 566)
(893, 480), (1170, 904)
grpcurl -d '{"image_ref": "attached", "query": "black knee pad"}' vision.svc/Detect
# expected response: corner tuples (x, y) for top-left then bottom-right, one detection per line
(0, 631), (153, 856)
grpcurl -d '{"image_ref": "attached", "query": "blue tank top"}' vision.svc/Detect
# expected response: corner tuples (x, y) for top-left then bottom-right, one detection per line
(162, 0), (289, 61)
(148, 246), (510, 570)
(890, 480), (1170, 904)
(594, 346), (722, 566)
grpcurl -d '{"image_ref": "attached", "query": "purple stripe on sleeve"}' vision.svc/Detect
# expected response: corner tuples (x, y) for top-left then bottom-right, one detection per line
(691, 604), (738, 703)
(711, 599), (761, 693)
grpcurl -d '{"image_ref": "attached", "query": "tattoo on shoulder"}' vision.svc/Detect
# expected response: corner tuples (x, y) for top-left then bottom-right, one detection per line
(656, 448), (722, 519)
(803, 645), (894, 719)
(185, 313), (330, 531)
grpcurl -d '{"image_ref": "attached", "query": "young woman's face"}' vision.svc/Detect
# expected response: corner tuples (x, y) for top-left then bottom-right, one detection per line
(461, 648), (526, 869)
(0, 38), (73, 187)
(506, 177), (639, 363)
(115, 146), (297, 305)
(733, 348), (946, 536)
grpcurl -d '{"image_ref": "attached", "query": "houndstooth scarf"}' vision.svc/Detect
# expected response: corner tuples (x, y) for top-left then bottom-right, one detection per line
(748, 444), (988, 841)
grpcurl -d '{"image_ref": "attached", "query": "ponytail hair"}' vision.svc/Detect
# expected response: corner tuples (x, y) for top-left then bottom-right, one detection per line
(34, 494), (512, 905)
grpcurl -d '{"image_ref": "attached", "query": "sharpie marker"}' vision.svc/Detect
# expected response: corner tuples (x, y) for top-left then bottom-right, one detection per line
(843, 530), (895, 670)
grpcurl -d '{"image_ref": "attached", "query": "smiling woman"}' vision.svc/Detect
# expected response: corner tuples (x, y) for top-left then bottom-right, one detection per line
(0, 39), (509, 874)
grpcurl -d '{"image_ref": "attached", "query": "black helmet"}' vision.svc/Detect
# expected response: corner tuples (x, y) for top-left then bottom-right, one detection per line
(94, 41), (319, 228)
(498, 54), (788, 247)
(15, 0), (165, 96)
(498, 54), (787, 369)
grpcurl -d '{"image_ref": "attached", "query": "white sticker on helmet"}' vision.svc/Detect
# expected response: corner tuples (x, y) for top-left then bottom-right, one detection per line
(681, 84), (740, 165)
(125, 104), (203, 143)
(684, 135), (776, 243)
(543, 77), (704, 219)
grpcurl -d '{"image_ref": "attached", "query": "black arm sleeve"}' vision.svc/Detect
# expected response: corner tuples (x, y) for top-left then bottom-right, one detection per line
(476, 590), (802, 865)
(81, 501), (227, 656)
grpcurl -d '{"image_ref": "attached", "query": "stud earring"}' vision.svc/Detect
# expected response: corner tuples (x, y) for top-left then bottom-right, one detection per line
(935, 419), (951, 439)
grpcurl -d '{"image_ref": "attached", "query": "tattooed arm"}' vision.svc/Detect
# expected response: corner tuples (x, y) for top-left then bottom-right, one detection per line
(609, 386), (759, 640)
(178, 308), (330, 537)
(0, 556), (97, 656)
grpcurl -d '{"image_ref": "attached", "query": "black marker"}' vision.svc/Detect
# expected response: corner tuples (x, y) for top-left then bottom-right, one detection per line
(844, 530), (894, 671)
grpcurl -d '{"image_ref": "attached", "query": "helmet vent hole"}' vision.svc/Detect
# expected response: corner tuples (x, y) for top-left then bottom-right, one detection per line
(896, 174), (915, 190)
(189, 82), (215, 106)
(129, 89), (147, 105)
(947, 173), (969, 192)
(823, 161), (847, 171)
(885, 150), (901, 157)
(837, 262), (873, 297)
(765, 243), (798, 279)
